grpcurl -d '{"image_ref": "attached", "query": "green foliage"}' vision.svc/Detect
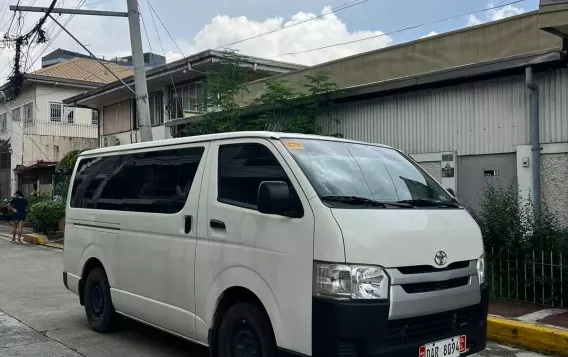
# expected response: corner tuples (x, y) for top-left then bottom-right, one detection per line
(28, 201), (65, 233)
(471, 179), (568, 305)
(57, 150), (83, 175)
(29, 190), (51, 207)
(471, 179), (568, 253)
(181, 50), (341, 137)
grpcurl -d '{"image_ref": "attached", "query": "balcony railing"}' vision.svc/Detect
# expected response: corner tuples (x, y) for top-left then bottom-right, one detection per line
(24, 121), (98, 138)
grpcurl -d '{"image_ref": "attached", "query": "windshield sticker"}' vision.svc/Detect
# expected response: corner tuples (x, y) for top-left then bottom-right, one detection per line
(284, 141), (304, 150)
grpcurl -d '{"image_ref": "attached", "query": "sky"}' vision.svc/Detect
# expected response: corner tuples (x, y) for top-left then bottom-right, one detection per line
(0, 0), (538, 81)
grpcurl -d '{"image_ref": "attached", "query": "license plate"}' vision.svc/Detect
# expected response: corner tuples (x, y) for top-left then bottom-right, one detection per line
(419, 336), (466, 357)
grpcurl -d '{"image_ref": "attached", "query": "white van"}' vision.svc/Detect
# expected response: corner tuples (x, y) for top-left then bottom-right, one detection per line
(63, 132), (487, 357)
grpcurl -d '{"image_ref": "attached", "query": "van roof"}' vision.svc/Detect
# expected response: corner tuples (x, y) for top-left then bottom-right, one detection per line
(81, 131), (393, 157)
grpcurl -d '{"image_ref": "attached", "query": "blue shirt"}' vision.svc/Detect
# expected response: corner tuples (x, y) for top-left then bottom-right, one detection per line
(10, 197), (28, 220)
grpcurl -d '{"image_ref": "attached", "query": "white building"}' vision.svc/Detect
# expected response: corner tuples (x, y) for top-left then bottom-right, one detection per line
(0, 57), (133, 197)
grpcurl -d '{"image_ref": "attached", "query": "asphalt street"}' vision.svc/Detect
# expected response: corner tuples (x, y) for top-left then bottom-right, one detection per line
(0, 236), (550, 356)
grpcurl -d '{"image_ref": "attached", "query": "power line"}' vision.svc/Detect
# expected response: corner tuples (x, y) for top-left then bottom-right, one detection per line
(217, 0), (371, 50)
(145, 0), (185, 57)
(268, 0), (526, 59)
(142, 3), (179, 108)
(145, 0), (372, 57)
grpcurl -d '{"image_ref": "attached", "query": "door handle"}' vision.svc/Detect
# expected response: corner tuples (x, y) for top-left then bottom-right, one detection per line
(184, 216), (192, 234)
(210, 219), (226, 230)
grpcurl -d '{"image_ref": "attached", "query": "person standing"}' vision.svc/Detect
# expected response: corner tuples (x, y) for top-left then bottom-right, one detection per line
(8, 190), (27, 244)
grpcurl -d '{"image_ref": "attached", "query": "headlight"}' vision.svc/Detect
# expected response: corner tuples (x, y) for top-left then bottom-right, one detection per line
(477, 254), (486, 285)
(313, 262), (389, 300)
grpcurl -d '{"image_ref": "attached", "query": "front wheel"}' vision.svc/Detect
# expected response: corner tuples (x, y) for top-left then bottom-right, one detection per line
(217, 302), (277, 357)
(84, 267), (120, 332)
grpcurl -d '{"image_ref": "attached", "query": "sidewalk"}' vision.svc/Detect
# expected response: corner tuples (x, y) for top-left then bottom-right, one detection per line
(0, 222), (63, 249)
(488, 300), (568, 355)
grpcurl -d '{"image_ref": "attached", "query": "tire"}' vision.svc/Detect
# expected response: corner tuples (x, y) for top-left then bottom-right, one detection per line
(217, 302), (276, 357)
(84, 267), (120, 332)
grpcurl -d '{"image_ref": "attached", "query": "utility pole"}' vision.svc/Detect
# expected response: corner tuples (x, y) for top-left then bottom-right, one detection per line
(126, 0), (152, 142)
(10, 3), (154, 142)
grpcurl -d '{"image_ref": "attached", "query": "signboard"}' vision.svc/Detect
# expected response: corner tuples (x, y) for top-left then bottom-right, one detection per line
(442, 154), (454, 162)
(442, 163), (454, 178)
(484, 170), (499, 177)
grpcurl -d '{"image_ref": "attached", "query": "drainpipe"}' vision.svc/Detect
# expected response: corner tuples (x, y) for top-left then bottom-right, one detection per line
(525, 66), (540, 214)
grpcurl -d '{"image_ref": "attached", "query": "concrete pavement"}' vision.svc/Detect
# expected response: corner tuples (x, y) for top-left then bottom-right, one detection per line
(0, 238), (550, 356)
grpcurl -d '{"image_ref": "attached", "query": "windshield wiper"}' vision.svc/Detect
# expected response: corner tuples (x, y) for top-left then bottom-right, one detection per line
(321, 196), (414, 208)
(396, 199), (461, 208)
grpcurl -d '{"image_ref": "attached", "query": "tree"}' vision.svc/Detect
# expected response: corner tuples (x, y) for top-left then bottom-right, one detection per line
(53, 149), (84, 202)
(56, 150), (84, 175)
(181, 50), (342, 137)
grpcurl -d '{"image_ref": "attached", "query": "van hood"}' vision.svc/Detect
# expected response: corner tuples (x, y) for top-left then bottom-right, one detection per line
(331, 208), (483, 268)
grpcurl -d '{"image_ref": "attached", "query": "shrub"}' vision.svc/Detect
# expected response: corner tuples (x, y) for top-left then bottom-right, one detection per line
(28, 201), (65, 233)
(29, 190), (51, 207)
(470, 179), (568, 254)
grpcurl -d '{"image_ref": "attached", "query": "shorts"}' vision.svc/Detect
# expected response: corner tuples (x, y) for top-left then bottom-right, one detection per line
(12, 214), (25, 223)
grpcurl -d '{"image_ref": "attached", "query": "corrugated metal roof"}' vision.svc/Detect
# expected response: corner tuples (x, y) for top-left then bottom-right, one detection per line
(319, 67), (568, 156)
(33, 58), (133, 84)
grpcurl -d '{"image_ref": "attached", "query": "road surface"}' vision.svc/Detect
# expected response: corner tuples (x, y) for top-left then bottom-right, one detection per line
(0, 237), (549, 356)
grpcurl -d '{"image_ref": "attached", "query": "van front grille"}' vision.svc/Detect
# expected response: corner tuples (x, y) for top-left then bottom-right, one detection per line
(397, 261), (470, 275)
(386, 305), (479, 345)
(401, 277), (470, 294)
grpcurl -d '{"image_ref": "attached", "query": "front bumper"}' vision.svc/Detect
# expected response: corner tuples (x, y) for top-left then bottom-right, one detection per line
(311, 285), (488, 357)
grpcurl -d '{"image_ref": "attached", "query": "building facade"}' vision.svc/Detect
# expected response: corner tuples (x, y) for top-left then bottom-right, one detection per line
(0, 57), (133, 197)
(64, 50), (306, 148)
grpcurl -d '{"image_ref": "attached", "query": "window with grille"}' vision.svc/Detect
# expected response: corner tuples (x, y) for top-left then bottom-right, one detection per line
(91, 110), (99, 126)
(11, 108), (20, 122)
(0, 113), (6, 133)
(168, 82), (204, 120)
(23, 103), (33, 124)
(49, 102), (75, 123)
(148, 91), (164, 125)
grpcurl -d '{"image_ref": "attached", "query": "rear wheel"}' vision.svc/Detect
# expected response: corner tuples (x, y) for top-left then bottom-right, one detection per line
(84, 267), (120, 332)
(217, 302), (276, 357)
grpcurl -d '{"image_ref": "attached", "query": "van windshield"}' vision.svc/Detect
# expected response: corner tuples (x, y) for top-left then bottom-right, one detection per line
(282, 139), (458, 208)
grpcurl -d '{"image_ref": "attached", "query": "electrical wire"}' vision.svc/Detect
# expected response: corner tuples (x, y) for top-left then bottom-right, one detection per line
(145, 0), (372, 57)
(268, 0), (527, 58)
(216, 0), (371, 50)
(145, 0), (185, 57)
(142, 3), (179, 111)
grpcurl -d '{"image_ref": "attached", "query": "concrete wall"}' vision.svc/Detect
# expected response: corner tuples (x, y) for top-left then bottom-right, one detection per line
(418, 161), (442, 182)
(541, 152), (568, 227)
(238, 12), (562, 103)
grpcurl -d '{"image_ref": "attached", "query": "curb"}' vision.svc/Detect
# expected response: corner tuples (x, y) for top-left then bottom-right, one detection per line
(488, 315), (568, 356)
(0, 233), (63, 250)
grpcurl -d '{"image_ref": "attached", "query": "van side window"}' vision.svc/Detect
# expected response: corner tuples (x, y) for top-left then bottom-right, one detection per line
(70, 147), (205, 213)
(218, 143), (303, 215)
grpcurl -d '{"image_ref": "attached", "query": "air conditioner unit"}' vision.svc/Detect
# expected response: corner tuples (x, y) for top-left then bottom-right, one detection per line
(103, 136), (109, 147)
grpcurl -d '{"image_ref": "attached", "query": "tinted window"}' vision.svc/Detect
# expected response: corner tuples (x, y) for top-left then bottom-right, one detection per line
(71, 147), (204, 213)
(218, 143), (303, 214)
(283, 139), (454, 205)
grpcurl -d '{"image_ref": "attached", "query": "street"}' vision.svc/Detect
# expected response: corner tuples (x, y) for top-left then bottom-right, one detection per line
(0, 238), (549, 357)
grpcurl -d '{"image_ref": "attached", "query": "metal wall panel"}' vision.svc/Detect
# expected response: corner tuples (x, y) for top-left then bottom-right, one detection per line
(320, 67), (568, 156)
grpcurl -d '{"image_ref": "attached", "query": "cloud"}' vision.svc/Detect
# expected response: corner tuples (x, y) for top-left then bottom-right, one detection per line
(165, 6), (393, 66)
(421, 31), (438, 38)
(467, 3), (525, 27)
(0, 3), (393, 81)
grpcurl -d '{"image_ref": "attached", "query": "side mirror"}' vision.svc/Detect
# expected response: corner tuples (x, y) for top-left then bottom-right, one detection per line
(258, 181), (291, 216)
(447, 188), (455, 197)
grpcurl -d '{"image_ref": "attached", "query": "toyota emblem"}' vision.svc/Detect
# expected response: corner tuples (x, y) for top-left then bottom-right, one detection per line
(434, 251), (448, 266)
